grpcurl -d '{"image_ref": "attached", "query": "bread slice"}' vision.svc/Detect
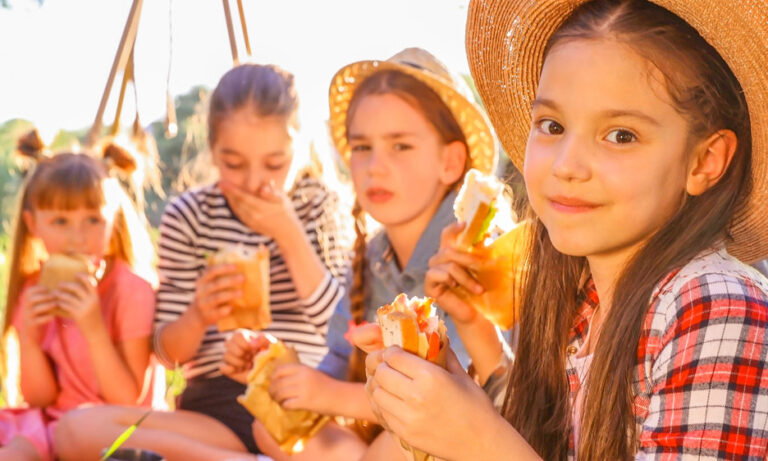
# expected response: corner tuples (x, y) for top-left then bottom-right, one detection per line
(453, 168), (502, 249)
(377, 294), (445, 361)
(39, 253), (94, 290)
(209, 244), (271, 331)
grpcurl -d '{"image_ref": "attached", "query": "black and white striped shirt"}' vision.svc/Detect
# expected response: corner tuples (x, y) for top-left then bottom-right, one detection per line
(152, 177), (348, 379)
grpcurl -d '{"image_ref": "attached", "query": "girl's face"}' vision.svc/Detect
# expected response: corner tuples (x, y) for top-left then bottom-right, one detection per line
(212, 108), (294, 194)
(24, 206), (115, 262)
(524, 39), (692, 261)
(348, 93), (462, 228)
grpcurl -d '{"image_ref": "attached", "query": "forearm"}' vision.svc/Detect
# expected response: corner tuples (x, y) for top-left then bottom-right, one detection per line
(458, 411), (541, 461)
(454, 318), (504, 384)
(18, 335), (59, 407)
(84, 326), (145, 404)
(274, 218), (327, 299)
(156, 305), (208, 365)
(327, 380), (377, 422)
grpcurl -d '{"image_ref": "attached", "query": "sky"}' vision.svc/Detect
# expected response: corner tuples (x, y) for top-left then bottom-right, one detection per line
(0, 0), (472, 143)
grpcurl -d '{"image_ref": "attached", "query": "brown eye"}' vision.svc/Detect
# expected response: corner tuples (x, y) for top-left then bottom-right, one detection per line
(538, 120), (564, 135)
(606, 129), (637, 144)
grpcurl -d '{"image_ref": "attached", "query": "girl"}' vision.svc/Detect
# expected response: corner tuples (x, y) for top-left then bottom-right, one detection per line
(55, 63), (351, 460)
(0, 139), (157, 461)
(223, 47), (505, 460)
(365, 0), (768, 460)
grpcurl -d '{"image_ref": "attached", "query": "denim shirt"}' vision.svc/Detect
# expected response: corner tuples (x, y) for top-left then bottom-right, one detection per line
(317, 191), (472, 379)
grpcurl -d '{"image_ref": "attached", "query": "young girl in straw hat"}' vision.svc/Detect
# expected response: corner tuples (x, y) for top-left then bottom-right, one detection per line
(363, 0), (768, 459)
(220, 47), (507, 460)
(0, 140), (156, 461)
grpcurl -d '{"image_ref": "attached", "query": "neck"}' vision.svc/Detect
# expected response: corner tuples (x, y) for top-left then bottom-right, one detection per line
(385, 193), (445, 270)
(586, 241), (645, 316)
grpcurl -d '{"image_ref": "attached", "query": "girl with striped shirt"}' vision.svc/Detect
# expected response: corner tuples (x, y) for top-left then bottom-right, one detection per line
(54, 63), (351, 460)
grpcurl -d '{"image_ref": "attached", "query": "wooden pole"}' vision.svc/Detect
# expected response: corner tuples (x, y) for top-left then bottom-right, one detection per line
(236, 0), (251, 57)
(110, 48), (135, 137)
(86, 0), (144, 148)
(222, 0), (239, 65)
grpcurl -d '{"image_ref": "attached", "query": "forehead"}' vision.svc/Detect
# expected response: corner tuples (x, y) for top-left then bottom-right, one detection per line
(213, 110), (293, 156)
(348, 93), (435, 137)
(537, 38), (677, 117)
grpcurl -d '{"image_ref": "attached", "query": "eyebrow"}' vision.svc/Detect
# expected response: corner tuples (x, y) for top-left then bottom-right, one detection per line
(348, 132), (417, 141)
(532, 98), (661, 126)
(221, 149), (286, 158)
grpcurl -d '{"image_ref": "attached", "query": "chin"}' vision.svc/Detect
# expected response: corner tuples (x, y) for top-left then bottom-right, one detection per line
(545, 229), (597, 258)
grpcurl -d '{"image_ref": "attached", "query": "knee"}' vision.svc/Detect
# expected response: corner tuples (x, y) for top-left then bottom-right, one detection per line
(54, 407), (93, 460)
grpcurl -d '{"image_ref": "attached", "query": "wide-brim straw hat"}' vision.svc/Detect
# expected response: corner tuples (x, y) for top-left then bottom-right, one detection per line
(466, 0), (768, 263)
(329, 47), (498, 175)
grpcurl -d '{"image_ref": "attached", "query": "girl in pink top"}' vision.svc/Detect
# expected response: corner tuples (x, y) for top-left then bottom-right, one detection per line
(0, 138), (156, 461)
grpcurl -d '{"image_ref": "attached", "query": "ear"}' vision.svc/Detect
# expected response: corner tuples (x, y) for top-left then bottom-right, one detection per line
(686, 129), (738, 196)
(22, 210), (37, 236)
(438, 140), (468, 186)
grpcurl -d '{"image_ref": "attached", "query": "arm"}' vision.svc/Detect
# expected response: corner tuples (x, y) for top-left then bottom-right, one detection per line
(17, 286), (60, 407)
(636, 274), (768, 459)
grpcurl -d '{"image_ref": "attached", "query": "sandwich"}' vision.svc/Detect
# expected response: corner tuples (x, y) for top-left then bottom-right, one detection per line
(208, 244), (271, 331)
(39, 253), (97, 316)
(453, 169), (529, 329)
(453, 168), (504, 249)
(237, 337), (329, 454)
(376, 294), (448, 461)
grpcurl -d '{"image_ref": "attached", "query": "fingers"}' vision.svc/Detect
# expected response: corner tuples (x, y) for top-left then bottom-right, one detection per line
(439, 221), (465, 247)
(382, 346), (442, 381)
(350, 323), (384, 353)
(271, 363), (303, 380)
(365, 349), (385, 378)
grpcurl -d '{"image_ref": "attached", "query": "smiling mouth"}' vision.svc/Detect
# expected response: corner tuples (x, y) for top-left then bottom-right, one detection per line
(548, 196), (600, 213)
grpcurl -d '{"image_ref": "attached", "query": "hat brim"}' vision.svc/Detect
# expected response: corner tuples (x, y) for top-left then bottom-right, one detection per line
(329, 60), (498, 175)
(466, 0), (768, 262)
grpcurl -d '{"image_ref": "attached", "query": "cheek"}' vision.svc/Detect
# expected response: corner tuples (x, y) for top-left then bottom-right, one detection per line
(522, 144), (550, 207)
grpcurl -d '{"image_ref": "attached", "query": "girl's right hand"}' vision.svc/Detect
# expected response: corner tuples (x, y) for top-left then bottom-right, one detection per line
(190, 264), (244, 326)
(220, 329), (271, 383)
(20, 286), (58, 344)
(425, 222), (486, 325)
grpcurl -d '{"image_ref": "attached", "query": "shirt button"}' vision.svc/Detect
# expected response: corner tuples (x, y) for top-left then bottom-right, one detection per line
(566, 346), (578, 356)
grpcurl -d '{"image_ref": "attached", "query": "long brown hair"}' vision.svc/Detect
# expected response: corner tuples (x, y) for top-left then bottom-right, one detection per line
(344, 69), (470, 440)
(503, 1), (752, 459)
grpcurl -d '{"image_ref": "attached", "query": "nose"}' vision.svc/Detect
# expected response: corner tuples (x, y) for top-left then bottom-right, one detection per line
(367, 147), (388, 177)
(551, 134), (591, 182)
(244, 167), (264, 195)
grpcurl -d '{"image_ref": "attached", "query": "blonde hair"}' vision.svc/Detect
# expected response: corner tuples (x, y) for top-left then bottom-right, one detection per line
(4, 146), (156, 335)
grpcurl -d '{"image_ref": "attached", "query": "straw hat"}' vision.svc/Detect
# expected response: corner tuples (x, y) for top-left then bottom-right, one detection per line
(329, 48), (498, 174)
(466, 0), (768, 262)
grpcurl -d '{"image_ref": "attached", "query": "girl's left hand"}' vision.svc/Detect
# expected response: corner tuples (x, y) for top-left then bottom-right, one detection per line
(366, 346), (499, 461)
(219, 179), (300, 239)
(269, 363), (332, 413)
(55, 274), (103, 332)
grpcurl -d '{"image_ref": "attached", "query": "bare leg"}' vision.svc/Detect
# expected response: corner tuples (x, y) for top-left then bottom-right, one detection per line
(251, 420), (367, 461)
(0, 436), (41, 461)
(54, 405), (258, 461)
(361, 432), (410, 461)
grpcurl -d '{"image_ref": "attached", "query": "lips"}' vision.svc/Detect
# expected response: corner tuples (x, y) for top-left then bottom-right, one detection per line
(366, 187), (394, 204)
(548, 195), (600, 213)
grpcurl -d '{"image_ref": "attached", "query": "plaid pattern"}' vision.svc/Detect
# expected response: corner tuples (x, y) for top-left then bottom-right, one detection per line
(566, 248), (768, 460)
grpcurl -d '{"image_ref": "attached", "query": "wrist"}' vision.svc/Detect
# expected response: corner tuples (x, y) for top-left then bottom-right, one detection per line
(273, 216), (305, 248)
(82, 321), (110, 346)
(185, 301), (209, 330)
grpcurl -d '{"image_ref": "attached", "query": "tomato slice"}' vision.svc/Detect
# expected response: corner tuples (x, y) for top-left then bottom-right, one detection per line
(426, 332), (440, 360)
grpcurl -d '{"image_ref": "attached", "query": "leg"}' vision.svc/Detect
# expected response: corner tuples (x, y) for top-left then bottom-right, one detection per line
(54, 405), (257, 461)
(361, 431), (410, 461)
(252, 420), (367, 461)
(0, 436), (41, 461)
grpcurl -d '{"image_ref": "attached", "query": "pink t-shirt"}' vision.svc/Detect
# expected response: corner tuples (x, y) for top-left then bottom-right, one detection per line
(11, 259), (156, 417)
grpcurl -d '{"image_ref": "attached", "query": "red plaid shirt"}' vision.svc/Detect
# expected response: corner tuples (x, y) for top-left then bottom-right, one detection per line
(566, 248), (768, 460)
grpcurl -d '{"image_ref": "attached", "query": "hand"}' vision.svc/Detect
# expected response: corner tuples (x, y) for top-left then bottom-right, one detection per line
(426, 222), (487, 325)
(19, 286), (58, 344)
(219, 179), (301, 239)
(191, 264), (244, 327)
(220, 329), (271, 383)
(367, 346), (500, 461)
(350, 323), (384, 354)
(269, 364), (334, 413)
(55, 274), (103, 332)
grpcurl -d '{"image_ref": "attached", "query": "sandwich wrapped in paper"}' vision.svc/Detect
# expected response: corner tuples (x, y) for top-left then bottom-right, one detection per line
(208, 244), (271, 331)
(453, 169), (529, 329)
(376, 294), (448, 461)
(39, 253), (99, 317)
(237, 337), (330, 454)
